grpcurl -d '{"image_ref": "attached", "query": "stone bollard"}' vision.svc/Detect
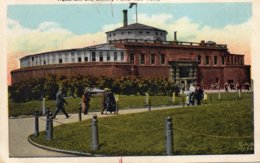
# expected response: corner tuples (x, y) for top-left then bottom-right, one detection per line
(165, 117), (173, 155)
(91, 114), (99, 151)
(182, 96), (185, 107)
(47, 112), (53, 141)
(218, 90), (221, 100)
(115, 94), (119, 114)
(45, 108), (50, 133)
(238, 90), (241, 100)
(172, 92), (176, 104)
(34, 110), (39, 137)
(78, 105), (82, 121)
(42, 97), (46, 115)
(148, 99), (151, 111)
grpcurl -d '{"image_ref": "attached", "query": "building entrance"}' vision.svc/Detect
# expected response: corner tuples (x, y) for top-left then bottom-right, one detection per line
(169, 61), (198, 90)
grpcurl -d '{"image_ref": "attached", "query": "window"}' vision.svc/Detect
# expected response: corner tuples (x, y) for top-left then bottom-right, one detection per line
(78, 57), (81, 62)
(214, 56), (218, 65)
(120, 52), (124, 61)
(113, 33), (115, 36)
(99, 52), (103, 62)
(139, 31), (143, 34)
(92, 52), (96, 62)
(160, 33), (163, 36)
(222, 56), (225, 65)
(59, 59), (62, 63)
(114, 52), (117, 61)
(231, 56), (233, 63)
(146, 31), (150, 34)
(109, 34), (111, 37)
(140, 53), (145, 64)
(107, 52), (110, 61)
(160, 54), (165, 64)
(128, 31), (132, 35)
(84, 57), (88, 62)
(179, 67), (190, 78)
(130, 53), (134, 64)
(44, 60), (46, 65)
(206, 56), (210, 65)
(197, 55), (201, 64)
(121, 32), (125, 35)
(151, 53), (155, 64)
(156, 32), (158, 36)
(32, 57), (34, 61)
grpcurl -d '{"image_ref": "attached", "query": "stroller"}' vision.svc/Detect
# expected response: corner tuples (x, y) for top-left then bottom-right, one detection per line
(102, 92), (117, 114)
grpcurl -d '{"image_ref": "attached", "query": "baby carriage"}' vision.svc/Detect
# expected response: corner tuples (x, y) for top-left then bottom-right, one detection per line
(102, 92), (117, 114)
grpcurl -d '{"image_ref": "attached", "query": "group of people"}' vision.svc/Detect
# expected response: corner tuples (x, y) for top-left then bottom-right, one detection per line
(51, 87), (118, 119)
(185, 84), (205, 106)
(224, 82), (251, 92)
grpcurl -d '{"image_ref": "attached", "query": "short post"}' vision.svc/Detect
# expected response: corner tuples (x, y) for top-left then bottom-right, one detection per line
(218, 90), (221, 100)
(45, 108), (50, 134)
(115, 94), (119, 114)
(91, 114), (99, 151)
(78, 105), (82, 121)
(148, 99), (151, 111)
(165, 117), (173, 155)
(238, 90), (241, 100)
(47, 112), (53, 141)
(172, 92), (176, 104)
(182, 95), (185, 107)
(34, 110), (39, 137)
(42, 97), (46, 115)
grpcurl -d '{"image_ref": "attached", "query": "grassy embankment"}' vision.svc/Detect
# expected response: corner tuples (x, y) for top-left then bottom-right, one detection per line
(30, 92), (254, 155)
(9, 95), (182, 117)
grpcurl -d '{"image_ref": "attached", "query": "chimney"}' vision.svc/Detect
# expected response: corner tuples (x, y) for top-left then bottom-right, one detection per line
(123, 9), (128, 27)
(174, 31), (177, 41)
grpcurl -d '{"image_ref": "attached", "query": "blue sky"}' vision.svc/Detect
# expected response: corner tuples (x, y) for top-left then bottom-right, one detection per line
(8, 3), (252, 34)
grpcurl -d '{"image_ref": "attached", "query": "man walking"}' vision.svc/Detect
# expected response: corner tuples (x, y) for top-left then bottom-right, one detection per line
(52, 88), (70, 119)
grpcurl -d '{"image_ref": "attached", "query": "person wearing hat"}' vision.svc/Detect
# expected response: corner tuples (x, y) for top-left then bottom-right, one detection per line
(52, 88), (70, 119)
(101, 88), (110, 114)
(82, 88), (91, 115)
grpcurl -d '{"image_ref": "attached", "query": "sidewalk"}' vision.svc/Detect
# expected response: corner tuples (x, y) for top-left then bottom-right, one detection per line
(9, 105), (182, 157)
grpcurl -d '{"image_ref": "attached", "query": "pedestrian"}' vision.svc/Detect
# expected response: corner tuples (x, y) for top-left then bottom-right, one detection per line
(52, 88), (70, 119)
(195, 86), (204, 105)
(82, 88), (91, 115)
(101, 88), (109, 114)
(189, 83), (196, 106)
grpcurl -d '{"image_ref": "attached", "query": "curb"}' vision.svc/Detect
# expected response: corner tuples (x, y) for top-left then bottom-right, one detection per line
(28, 136), (104, 157)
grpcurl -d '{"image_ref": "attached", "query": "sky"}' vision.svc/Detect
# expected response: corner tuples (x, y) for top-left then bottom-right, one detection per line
(7, 3), (252, 84)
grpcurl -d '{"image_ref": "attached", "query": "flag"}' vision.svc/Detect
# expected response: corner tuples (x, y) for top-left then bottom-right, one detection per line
(129, 3), (137, 8)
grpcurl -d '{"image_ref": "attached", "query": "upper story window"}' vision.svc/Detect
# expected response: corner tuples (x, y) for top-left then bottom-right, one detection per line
(92, 52), (96, 62)
(109, 34), (111, 37)
(160, 33), (163, 36)
(206, 56), (210, 65)
(114, 52), (118, 61)
(59, 59), (62, 63)
(120, 52), (124, 62)
(214, 56), (218, 65)
(107, 52), (110, 61)
(99, 52), (103, 62)
(222, 56), (225, 65)
(121, 32), (125, 35)
(160, 54), (165, 64)
(139, 31), (143, 34)
(140, 53), (145, 64)
(128, 31), (132, 35)
(32, 57), (34, 61)
(146, 31), (150, 34)
(84, 57), (88, 62)
(151, 53), (155, 64)
(130, 53), (134, 64)
(78, 57), (82, 62)
(156, 32), (158, 36)
(197, 55), (201, 64)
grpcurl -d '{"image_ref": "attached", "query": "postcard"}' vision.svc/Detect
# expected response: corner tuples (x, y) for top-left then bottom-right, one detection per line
(1, 0), (260, 163)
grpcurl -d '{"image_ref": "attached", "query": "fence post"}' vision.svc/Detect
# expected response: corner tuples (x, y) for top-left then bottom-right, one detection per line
(172, 92), (176, 104)
(218, 90), (221, 100)
(238, 90), (241, 100)
(182, 95), (185, 107)
(148, 99), (151, 111)
(91, 114), (99, 151)
(45, 108), (50, 134)
(47, 112), (53, 141)
(34, 110), (39, 137)
(78, 105), (82, 121)
(42, 97), (46, 115)
(115, 94), (119, 114)
(165, 117), (173, 155)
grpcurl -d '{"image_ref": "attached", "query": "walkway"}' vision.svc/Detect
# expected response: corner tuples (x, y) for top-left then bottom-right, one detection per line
(9, 105), (181, 157)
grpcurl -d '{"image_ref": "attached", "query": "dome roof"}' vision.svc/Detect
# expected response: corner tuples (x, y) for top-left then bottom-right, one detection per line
(106, 23), (167, 33)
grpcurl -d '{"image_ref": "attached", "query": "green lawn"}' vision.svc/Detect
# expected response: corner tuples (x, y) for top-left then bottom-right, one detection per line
(30, 92), (253, 155)
(9, 95), (182, 117)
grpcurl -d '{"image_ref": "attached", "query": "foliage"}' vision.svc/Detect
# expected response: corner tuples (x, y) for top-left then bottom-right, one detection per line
(9, 74), (180, 102)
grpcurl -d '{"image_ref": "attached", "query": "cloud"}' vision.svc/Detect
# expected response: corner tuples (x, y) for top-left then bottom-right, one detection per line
(7, 13), (251, 84)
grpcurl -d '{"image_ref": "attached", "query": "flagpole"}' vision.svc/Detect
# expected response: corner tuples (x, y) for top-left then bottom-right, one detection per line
(136, 4), (138, 23)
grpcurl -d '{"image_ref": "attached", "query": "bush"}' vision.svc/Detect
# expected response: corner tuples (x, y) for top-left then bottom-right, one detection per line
(9, 74), (180, 102)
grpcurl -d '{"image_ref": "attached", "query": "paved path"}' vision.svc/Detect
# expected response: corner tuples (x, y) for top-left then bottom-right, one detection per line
(9, 105), (182, 157)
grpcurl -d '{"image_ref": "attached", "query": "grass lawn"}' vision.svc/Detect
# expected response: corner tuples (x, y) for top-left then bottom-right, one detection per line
(9, 95), (182, 117)
(30, 92), (253, 155)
